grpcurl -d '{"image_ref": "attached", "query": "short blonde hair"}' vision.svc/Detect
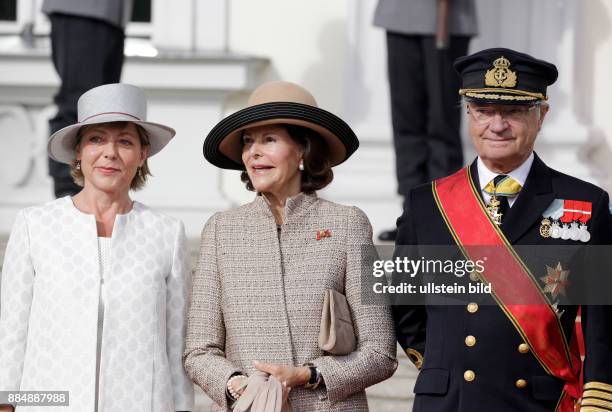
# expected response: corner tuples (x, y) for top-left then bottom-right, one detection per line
(70, 121), (152, 191)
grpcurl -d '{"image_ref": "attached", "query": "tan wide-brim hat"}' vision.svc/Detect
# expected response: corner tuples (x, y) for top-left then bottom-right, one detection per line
(203, 81), (359, 170)
(48, 83), (176, 164)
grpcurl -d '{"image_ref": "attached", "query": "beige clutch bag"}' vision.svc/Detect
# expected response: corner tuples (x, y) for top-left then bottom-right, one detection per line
(318, 289), (357, 355)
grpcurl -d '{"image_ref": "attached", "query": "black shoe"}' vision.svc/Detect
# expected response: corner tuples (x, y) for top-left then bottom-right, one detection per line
(377, 228), (397, 242)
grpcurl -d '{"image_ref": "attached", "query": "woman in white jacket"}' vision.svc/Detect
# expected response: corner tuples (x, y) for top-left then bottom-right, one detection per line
(0, 84), (194, 412)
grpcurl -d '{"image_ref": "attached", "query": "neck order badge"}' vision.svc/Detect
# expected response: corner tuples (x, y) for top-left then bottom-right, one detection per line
(483, 175), (522, 225)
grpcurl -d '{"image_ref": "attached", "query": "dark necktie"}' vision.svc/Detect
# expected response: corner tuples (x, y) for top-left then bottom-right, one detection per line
(493, 175), (510, 223)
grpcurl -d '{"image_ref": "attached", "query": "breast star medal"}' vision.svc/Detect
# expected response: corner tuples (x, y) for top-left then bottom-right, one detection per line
(540, 262), (570, 318)
(540, 262), (570, 299)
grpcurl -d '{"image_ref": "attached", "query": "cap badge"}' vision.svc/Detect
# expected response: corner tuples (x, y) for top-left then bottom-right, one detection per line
(485, 56), (517, 88)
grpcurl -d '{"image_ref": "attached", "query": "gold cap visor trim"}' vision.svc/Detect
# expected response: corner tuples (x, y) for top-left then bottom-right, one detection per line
(459, 87), (547, 101)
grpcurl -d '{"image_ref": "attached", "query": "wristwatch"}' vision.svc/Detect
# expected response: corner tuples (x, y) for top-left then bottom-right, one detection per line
(304, 363), (322, 390)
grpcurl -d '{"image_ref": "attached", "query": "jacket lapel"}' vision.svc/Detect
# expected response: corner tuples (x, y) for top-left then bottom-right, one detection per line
(469, 160), (482, 201)
(500, 153), (555, 243)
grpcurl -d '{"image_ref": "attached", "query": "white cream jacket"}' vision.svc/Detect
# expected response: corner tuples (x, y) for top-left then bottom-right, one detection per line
(0, 197), (194, 411)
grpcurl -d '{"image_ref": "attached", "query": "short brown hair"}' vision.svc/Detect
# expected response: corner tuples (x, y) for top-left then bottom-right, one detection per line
(70, 121), (152, 191)
(240, 124), (333, 193)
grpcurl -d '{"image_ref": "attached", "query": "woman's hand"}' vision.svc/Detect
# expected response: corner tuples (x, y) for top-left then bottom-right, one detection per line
(252, 360), (310, 388)
(229, 375), (248, 397)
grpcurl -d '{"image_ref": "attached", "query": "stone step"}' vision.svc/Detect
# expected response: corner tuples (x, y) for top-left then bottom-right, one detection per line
(367, 397), (413, 412)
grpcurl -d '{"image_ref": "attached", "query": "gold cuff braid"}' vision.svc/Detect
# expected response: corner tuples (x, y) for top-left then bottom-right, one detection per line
(581, 398), (612, 410)
(583, 390), (612, 402)
(584, 382), (612, 393)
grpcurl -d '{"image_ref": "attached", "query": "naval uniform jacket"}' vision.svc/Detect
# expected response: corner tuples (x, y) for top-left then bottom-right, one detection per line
(394, 154), (612, 412)
(0, 197), (194, 411)
(183, 192), (398, 412)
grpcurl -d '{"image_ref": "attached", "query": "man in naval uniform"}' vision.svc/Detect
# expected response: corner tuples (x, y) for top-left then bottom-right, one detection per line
(393, 48), (612, 412)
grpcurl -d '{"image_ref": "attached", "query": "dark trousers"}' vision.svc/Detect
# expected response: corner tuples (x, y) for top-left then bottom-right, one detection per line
(48, 13), (125, 198)
(386, 32), (469, 210)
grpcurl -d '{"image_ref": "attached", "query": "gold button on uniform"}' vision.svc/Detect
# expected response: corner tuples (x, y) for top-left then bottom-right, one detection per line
(464, 370), (476, 382)
(467, 302), (479, 313)
(518, 343), (530, 354)
(469, 271), (480, 282)
(515, 379), (527, 389)
(465, 335), (476, 347)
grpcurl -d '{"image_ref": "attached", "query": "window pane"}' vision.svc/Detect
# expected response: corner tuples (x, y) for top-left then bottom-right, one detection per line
(131, 0), (151, 23)
(0, 0), (17, 21)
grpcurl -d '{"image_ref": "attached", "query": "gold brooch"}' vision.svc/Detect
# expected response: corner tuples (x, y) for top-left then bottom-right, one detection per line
(485, 56), (517, 88)
(316, 229), (332, 240)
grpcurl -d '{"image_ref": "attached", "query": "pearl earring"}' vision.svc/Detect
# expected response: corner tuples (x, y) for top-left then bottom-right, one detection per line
(75, 160), (81, 170)
(299, 160), (304, 171)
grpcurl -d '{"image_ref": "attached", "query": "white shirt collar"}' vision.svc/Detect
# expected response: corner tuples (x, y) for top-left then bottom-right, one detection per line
(477, 152), (534, 191)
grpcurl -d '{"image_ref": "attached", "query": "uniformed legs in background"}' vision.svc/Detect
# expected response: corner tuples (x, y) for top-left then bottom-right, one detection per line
(379, 33), (469, 241)
(48, 13), (125, 198)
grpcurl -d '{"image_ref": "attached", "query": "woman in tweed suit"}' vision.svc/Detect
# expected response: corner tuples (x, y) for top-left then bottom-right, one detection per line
(184, 81), (398, 411)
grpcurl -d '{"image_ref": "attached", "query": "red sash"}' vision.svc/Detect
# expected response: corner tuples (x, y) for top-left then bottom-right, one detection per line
(433, 167), (582, 412)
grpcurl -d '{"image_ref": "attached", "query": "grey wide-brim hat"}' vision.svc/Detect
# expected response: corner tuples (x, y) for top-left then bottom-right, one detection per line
(48, 83), (176, 164)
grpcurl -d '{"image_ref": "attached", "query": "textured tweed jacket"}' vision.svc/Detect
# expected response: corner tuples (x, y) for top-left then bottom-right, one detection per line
(184, 193), (398, 411)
